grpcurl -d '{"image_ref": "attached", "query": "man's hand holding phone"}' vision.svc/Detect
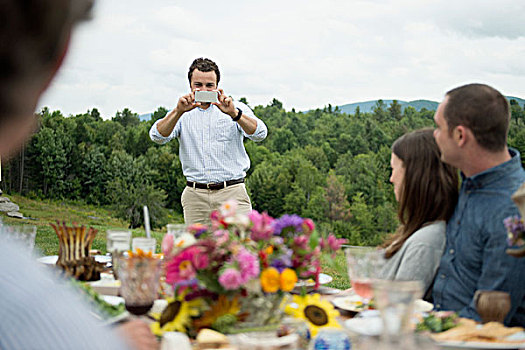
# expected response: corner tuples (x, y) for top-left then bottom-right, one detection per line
(176, 91), (200, 115)
(214, 89), (237, 119)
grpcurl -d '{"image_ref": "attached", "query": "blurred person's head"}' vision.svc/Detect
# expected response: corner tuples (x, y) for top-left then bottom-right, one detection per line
(0, 0), (94, 157)
(433, 83), (510, 169)
(385, 128), (459, 258)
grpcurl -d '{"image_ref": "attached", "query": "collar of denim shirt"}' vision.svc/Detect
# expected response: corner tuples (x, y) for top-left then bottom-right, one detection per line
(460, 148), (522, 190)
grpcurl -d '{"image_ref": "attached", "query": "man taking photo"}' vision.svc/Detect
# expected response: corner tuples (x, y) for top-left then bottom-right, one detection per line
(149, 57), (267, 225)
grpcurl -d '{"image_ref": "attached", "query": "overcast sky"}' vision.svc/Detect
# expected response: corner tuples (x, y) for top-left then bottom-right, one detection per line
(39, 0), (525, 118)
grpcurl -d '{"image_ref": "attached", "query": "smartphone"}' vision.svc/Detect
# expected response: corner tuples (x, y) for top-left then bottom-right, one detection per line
(194, 90), (219, 103)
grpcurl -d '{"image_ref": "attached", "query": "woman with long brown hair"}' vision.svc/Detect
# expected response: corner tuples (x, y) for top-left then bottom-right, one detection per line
(381, 128), (459, 294)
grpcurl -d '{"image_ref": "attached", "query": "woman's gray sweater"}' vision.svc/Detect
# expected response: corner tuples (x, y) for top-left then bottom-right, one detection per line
(380, 221), (446, 293)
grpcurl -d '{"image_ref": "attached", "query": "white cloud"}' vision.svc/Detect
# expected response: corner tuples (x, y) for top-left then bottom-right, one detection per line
(38, 0), (525, 118)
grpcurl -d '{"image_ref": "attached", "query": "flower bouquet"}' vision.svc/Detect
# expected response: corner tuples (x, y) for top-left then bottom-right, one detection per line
(150, 200), (346, 337)
(505, 182), (525, 258)
(505, 215), (525, 257)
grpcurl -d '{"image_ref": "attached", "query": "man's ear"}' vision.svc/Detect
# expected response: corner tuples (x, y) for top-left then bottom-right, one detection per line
(454, 125), (469, 147)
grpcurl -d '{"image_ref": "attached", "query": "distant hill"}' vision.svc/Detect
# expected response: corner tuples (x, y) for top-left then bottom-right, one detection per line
(138, 113), (152, 121)
(138, 96), (525, 118)
(508, 96), (525, 107)
(336, 100), (438, 114)
(335, 96), (524, 114)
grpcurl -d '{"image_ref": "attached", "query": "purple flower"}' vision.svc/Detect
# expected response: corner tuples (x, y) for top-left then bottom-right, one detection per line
(218, 268), (243, 290)
(273, 214), (304, 236)
(270, 250), (293, 272)
(504, 216), (525, 246)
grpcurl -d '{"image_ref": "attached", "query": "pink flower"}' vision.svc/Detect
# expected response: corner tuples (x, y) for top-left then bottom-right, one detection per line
(165, 246), (204, 284)
(213, 229), (230, 246)
(293, 235), (309, 250)
(249, 210), (275, 241)
(218, 268), (243, 290)
(236, 248), (260, 283)
(192, 250), (209, 269)
(161, 233), (174, 258)
(321, 234), (348, 255)
(302, 218), (315, 235)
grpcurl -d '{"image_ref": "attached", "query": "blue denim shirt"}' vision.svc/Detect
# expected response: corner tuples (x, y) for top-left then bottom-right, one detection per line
(433, 148), (525, 326)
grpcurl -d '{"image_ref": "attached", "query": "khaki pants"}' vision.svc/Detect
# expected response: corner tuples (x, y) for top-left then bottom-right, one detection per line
(181, 183), (252, 225)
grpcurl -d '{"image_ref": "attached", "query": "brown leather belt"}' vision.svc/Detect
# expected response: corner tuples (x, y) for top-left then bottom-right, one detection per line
(186, 178), (244, 190)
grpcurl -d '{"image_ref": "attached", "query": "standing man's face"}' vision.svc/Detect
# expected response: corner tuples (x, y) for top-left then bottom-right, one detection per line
(433, 97), (458, 167)
(190, 69), (217, 92)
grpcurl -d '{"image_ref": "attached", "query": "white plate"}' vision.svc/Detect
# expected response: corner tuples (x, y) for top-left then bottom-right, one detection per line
(37, 255), (111, 265)
(294, 273), (333, 288)
(100, 295), (124, 306)
(101, 310), (130, 326)
(437, 332), (525, 349)
(344, 317), (383, 336)
(331, 293), (370, 312)
(414, 299), (434, 313)
(437, 340), (525, 349)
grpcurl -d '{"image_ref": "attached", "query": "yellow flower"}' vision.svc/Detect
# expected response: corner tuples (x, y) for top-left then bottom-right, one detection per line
(150, 294), (203, 336)
(265, 246), (274, 255)
(285, 294), (341, 336)
(260, 267), (280, 293)
(280, 268), (298, 292)
(193, 295), (242, 330)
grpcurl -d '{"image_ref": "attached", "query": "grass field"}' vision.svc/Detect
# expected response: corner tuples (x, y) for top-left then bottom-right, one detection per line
(1, 193), (350, 289)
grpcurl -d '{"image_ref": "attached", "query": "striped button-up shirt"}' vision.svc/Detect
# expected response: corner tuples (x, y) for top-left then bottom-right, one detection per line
(149, 101), (267, 183)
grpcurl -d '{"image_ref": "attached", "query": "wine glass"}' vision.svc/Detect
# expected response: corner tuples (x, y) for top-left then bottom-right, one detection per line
(118, 255), (161, 316)
(344, 246), (386, 303)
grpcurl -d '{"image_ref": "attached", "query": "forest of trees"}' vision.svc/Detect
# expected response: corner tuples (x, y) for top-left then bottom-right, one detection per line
(3, 99), (525, 246)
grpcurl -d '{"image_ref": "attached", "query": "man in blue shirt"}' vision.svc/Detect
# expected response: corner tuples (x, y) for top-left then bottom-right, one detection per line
(150, 58), (267, 224)
(432, 83), (525, 326)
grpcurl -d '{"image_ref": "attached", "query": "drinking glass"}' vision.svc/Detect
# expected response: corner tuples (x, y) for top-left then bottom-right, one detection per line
(344, 246), (386, 303)
(372, 280), (423, 348)
(106, 229), (132, 254)
(2, 224), (37, 253)
(132, 237), (156, 254)
(474, 290), (511, 324)
(118, 255), (161, 316)
(167, 224), (187, 238)
(106, 229), (131, 279)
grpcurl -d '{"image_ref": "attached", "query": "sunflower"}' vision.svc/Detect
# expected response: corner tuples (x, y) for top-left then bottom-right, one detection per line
(285, 294), (341, 336)
(193, 295), (244, 333)
(150, 294), (203, 336)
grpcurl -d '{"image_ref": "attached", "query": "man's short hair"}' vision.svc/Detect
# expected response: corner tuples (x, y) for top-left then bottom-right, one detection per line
(0, 0), (93, 116)
(187, 58), (220, 85)
(445, 83), (510, 152)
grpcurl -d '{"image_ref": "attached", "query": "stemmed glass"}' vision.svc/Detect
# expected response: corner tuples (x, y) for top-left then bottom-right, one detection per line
(118, 255), (161, 316)
(344, 246), (386, 304)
